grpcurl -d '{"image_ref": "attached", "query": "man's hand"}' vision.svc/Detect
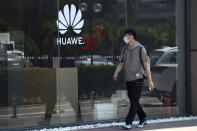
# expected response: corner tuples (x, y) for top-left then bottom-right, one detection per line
(113, 73), (118, 81)
(148, 80), (154, 91)
(113, 63), (124, 81)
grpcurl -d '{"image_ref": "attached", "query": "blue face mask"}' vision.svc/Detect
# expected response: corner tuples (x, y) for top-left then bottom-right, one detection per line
(123, 36), (129, 44)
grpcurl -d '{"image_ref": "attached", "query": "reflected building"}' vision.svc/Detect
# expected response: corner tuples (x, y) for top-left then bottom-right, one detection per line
(138, 0), (175, 21)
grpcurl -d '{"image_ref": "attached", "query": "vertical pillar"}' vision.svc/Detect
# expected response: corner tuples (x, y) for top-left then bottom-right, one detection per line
(189, 0), (197, 115)
(176, 0), (186, 114)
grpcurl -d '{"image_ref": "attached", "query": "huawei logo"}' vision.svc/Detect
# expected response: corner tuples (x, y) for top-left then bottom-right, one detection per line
(57, 4), (84, 34)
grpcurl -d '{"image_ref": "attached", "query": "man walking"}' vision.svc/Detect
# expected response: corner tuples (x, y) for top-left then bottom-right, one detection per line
(113, 29), (154, 130)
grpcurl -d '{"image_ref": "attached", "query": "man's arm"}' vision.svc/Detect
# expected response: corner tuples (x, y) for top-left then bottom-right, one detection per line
(113, 62), (124, 81)
(143, 62), (154, 90)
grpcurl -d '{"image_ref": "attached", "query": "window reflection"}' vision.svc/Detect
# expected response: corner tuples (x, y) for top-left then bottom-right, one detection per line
(0, 0), (183, 130)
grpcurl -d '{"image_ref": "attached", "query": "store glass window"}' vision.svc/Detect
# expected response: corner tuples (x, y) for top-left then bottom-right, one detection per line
(0, 0), (186, 130)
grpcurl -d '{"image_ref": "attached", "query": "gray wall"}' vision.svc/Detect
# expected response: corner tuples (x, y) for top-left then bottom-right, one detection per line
(189, 0), (197, 115)
(176, 0), (186, 114)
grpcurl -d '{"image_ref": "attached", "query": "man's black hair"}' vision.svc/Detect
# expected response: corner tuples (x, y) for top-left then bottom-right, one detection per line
(124, 28), (137, 40)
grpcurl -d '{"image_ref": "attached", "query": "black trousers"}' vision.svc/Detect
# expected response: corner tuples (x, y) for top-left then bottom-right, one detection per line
(125, 78), (147, 125)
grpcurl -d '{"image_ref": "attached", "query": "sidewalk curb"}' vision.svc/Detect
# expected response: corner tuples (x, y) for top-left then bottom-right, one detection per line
(28, 116), (197, 131)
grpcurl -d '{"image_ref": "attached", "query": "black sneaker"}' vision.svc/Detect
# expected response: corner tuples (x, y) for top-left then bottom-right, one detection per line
(121, 124), (132, 130)
(136, 118), (148, 128)
(38, 117), (50, 125)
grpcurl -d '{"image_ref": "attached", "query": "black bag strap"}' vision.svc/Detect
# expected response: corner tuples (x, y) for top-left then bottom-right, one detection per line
(139, 46), (145, 70)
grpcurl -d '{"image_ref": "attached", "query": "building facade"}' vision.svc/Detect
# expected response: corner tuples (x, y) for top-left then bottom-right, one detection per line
(0, 0), (196, 130)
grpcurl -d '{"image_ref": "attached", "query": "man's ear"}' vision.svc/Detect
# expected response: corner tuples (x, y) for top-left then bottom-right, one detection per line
(128, 35), (131, 40)
(128, 35), (132, 40)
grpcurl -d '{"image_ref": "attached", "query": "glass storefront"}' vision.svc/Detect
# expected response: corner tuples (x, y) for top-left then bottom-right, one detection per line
(0, 0), (186, 130)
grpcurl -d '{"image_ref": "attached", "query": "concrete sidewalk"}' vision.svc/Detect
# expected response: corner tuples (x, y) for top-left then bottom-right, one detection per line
(85, 120), (197, 131)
